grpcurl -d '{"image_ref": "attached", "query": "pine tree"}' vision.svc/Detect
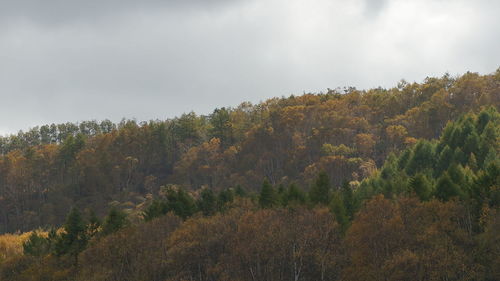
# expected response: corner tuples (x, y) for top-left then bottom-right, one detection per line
(436, 145), (453, 175)
(198, 188), (217, 216)
(143, 200), (168, 221)
(23, 231), (50, 257)
(55, 207), (88, 265)
(330, 192), (348, 233)
(435, 173), (462, 201)
(166, 187), (198, 219)
(259, 179), (278, 208)
(341, 181), (355, 218)
(309, 171), (331, 205)
(284, 183), (306, 206)
(405, 140), (435, 176)
(217, 188), (235, 212)
(468, 153), (479, 171)
(234, 185), (247, 197)
(102, 207), (129, 235)
(409, 173), (432, 201)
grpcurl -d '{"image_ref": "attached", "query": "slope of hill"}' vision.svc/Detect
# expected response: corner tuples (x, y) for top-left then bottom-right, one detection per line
(0, 94), (498, 281)
(0, 69), (498, 236)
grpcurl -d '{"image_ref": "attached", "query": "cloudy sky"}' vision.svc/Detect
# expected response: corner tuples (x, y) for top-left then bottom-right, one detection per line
(0, 0), (499, 134)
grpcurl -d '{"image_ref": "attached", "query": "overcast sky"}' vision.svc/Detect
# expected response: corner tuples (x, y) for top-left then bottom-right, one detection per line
(0, 0), (499, 134)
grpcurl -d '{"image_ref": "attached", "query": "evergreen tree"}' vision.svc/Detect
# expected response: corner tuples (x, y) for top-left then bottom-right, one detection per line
(309, 171), (331, 205)
(436, 145), (454, 175)
(330, 192), (349, 233)
(259, 179), (278, 208)
(464, 132), (480, 157)
(448, 164), (467, 188)
(198, 188), (217, 216)
(234, 185), (247, 197)
(102, 207), (129, 236)
(143, 200), (168, 221)
(169, 188), (198, 219)
(405, 140), (435, 176)
(476, 108), (492, 134)
(284, 183), (306, 206)
(435, 173), (462, 201)
(468, 153), (479, 171)
(23, 231), (51, 257)
(397, 149), (412, 170)
(55, 207), (88, 265)
(453, 147), (467, 166)
(217, 188), (235, 211)
(341, 181), (355, 218)
(409, 173), (432, 201)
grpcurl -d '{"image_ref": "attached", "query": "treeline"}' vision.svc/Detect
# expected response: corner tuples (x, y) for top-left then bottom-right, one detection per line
(1, 193), (498, 280)
(0, 70), (499, 233)
(0, 107), (498, 280)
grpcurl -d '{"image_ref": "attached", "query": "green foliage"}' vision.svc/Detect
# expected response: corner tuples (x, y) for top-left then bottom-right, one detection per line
(309, 171), (331, 205)
(409, 173), (433, 201)
(363, 107), (499, 207)
(234, 185), (247, 197)
(435, 173), (462, 201)
(283, 183), (306, 206)
(0, 70), (499, 234)
(198, 188), (217, 216)
(143, 200), (169, 222)
(405, 140), (435, 176)
(23, 232), (51, 257)
(259, 179), (279, 208)
(217, 188), (235, 211)
(102, 208), (129, 236)
(341, 181), (356, 218)
(54, 207), (88, 264)
(330, 192), (349, 233)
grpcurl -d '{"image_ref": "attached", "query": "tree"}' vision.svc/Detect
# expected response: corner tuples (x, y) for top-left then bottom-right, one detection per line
(86, 210), (101, 238)
(54, 207), (88, 265)
(309, 171), (331, 205)
(143, 200), (169, 222)
(209, 107), (234, 148)
(435, 173), (462, 201)
(259, 179), (278, 208)
(166, 187), (198, 219)
(198, 188), (217, 216)
(436, 145), (453, 175)
(354, 133), (376, 156)
(405, 140), (434, 176)
(23, 231), (51, 257)
(102, 207), (129, 236)
(234, 185), (247, 198)
(341, 181), (355, 218)
(283, 183), (306, 206)
(330, 192), (349, 233)
(217, 188), (235, 212)
(409, 173), (432, 201)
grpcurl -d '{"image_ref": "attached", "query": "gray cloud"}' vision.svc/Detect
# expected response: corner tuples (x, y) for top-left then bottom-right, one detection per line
(0, 0), (237, 24)
(363, 0), (387, 18)
(0, 0), (499, 134)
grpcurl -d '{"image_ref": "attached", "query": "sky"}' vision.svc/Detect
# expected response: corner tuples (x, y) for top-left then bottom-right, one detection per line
(0, 0), (499, 134)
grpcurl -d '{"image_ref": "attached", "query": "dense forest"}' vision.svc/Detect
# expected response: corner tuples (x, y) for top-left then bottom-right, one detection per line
(0, 70), (499, 280)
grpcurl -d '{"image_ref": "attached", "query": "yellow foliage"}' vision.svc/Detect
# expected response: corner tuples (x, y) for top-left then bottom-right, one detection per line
(0, 232), (32, 263)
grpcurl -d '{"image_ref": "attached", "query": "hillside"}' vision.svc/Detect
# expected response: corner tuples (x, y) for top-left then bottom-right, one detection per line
(0, 70), (498, 234)
(0, 69), (498, 280)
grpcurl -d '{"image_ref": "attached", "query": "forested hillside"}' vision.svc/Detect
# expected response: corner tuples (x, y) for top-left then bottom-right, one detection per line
(0, 70), (499, 280)
(0, 92), (498, 280)
(0, 70), (498, 234)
